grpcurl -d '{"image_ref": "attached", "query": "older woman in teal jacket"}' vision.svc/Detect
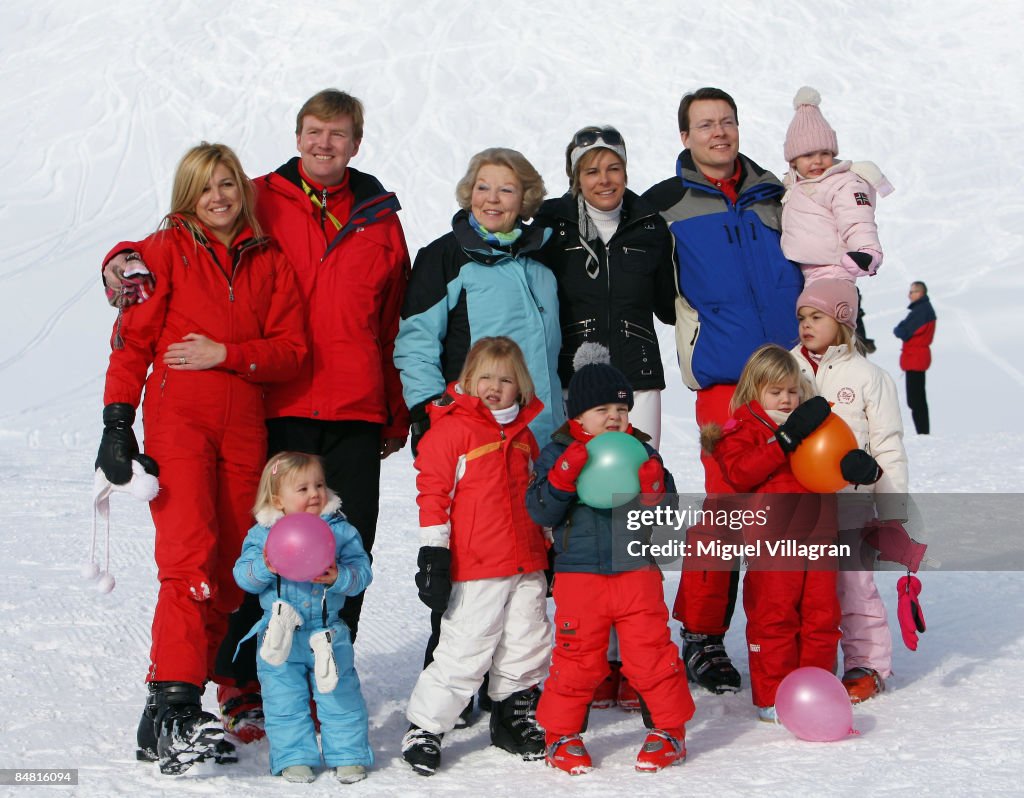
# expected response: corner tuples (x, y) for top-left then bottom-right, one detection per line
(394, 147), (563, 453)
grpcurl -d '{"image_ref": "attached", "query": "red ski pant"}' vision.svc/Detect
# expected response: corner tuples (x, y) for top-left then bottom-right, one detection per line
(743, 569), (841, 708)
(142, 384), (266, 686)
(538, 569), (695, 737)
(672, 384), (739, 635)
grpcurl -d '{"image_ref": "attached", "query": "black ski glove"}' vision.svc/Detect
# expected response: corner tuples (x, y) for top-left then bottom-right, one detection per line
(96, 403), (139, 485)
(840, 449), (883, 485)
(844, 251), (874, 271)
(409, 397), (440, 458)
(414, 546), (452, 612)
(776, 396), (831, 454)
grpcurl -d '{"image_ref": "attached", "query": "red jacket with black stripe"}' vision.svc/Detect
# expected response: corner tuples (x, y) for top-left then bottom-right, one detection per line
(414, 384), (549, 582)
(254, 160), (411, 438)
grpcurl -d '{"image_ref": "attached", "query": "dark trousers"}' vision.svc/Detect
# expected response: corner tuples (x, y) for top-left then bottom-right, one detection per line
(214, 417), (382, 685)
(905, 371), (930, 434)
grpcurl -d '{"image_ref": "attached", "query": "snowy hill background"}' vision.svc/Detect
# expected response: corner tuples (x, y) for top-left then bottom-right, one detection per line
(1, 0), (1022, 795)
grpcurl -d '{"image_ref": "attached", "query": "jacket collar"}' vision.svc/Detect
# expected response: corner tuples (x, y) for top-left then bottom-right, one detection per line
(451, 209), (551, 264)
(428, 381), (543, 433)
(676, 149), (783, 205)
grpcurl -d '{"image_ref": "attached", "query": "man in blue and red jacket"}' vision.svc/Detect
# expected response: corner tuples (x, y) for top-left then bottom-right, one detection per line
(894, 281), (936, 434)
(643, 87), (804, 695)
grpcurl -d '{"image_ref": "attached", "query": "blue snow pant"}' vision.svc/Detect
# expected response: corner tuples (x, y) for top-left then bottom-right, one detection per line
(256, 625), (373, 774)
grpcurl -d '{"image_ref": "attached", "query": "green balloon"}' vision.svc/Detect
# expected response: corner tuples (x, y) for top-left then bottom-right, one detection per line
(577, 432), (648, 509)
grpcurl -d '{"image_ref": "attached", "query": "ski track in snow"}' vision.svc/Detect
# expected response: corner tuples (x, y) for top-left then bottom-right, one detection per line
(1, 1), (1023, 795)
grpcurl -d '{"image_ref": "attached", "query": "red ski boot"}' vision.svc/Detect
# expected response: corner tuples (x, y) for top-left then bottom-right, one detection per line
(217, 683), (265, 743)
(545, 732), (593, 775)
(635, 728), (686, 772)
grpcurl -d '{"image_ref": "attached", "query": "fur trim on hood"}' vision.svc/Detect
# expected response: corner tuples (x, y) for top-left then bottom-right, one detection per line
(700, 422), (724, 455)
(254, 490), (343, 528)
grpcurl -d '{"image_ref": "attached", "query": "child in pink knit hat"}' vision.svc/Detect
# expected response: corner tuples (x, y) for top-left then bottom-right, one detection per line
(780, 87), (894, 286)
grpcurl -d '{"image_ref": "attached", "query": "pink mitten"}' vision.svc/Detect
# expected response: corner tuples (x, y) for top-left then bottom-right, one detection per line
(863, 520), (927, 572)
(896, 574), (926, 651)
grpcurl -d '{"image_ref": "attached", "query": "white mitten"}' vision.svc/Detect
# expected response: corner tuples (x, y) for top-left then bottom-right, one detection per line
(260, 600), (303, 666)
(309, 630), (339, 693)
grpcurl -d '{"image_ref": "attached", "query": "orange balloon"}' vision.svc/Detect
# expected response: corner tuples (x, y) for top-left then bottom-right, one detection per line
(789, 412), (858, 493)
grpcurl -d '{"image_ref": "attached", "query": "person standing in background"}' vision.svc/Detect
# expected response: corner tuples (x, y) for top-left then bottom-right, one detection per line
(893, 281), (936, 434)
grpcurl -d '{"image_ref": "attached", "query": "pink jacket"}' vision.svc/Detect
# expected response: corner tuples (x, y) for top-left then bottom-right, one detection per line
(781, 161), (885, 282)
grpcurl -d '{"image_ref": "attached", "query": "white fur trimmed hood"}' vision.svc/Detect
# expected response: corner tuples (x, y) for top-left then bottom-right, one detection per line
(254, 490), (343, 528)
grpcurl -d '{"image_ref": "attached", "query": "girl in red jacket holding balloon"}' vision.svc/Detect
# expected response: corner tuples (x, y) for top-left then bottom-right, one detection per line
(705, 344), (881, 721)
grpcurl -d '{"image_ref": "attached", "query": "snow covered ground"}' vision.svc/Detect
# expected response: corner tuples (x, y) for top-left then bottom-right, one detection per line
(1, 0), (1022, 795)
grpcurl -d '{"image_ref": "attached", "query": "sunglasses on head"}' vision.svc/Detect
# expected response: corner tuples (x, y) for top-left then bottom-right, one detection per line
(572, 127), (624, 148)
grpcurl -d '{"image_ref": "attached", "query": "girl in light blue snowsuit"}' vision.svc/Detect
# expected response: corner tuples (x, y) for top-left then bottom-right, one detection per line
(234, 452), (373, 784)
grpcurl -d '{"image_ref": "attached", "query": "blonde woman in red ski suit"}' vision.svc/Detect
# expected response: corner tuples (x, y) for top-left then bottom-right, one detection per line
(97, 142), (307, 774)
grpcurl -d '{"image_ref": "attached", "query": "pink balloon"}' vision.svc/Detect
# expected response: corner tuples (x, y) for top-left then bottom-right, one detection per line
(265, 514), (335, 582)
(775, 666), (854, 742)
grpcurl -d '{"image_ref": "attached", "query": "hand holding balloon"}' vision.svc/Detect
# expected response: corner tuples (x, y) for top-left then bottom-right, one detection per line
(576, 432), (649, 509)
(548, 441), (589, 493)
(789, 411), (859, 493)
(265, 514), (336, 582)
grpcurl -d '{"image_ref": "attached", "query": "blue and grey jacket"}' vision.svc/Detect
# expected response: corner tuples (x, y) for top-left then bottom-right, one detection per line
(643, 151), (804, 389)
(394, 210), (564, 442)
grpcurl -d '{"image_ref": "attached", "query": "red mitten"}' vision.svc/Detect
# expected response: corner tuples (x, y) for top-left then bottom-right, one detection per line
(863, 520), (927, 573)
(548, 441), (589, 493)
(896, 574), (926, 651)
(638, 457), (666, 506)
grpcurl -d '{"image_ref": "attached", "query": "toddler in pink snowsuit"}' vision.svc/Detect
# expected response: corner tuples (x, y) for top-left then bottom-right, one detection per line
(780, 86), (893, 286)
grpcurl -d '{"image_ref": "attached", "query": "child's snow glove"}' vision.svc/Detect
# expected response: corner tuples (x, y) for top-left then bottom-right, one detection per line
(309, 630), (339, 693)
(638, 456), (667, 506)
(864, 520), (928, 572)
(841, 248), (882, 276)
(96, 403), (142, 485)
(260, 600), (303, 666)
(840, 449), (883, 485)
(548, 441), (589, 493)
(414, 546), (452, 612)
(896, 574), (926, 650)
(776, 396), (830, 453)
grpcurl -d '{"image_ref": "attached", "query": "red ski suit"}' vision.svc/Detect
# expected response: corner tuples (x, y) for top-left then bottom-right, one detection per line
(712, 401), (841, 708)
(103, 219), (307, 685)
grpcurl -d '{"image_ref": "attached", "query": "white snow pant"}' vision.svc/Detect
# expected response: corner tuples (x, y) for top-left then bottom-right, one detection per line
(630, 389), (662, 450)
(406, 571), (552, 734)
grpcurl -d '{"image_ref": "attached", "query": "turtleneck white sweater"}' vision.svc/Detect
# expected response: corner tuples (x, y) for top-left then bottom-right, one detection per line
(585, 200), (623, 244)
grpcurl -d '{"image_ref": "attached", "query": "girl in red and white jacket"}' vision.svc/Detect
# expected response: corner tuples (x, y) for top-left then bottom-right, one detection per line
(791, 278), (910, 702)
(401, 337), (552, 776)
(706, 344), (881, 721)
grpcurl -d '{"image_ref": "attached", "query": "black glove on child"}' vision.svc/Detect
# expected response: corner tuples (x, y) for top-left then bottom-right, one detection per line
(96, 403), (139, 485)
(845, 251), (874, 271)
(776, 396), (831, 454)
(840, 449), (883, 485)
(414, 546), (452, 612)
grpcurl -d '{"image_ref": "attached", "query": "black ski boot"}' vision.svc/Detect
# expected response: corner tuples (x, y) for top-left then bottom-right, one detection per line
(148, 682), (233, 774)
(489, 687), (545, 760)
(402, 725), (443, 776)
(681, 631), (741, 694)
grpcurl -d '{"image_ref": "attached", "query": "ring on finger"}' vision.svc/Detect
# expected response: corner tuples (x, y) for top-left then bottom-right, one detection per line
(180, 356), (186, 365)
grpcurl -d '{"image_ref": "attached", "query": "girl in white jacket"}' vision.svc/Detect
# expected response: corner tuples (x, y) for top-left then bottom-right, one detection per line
(780, 86), (893, 286)
(790, 279), (908, 702)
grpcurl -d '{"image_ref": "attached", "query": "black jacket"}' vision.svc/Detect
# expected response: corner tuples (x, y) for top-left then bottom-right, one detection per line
(535, 190), (676, 391)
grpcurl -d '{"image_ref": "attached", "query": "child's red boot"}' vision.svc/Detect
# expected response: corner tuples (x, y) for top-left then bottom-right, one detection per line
(635, 727), (686, 772)
(545, 732), (593, 775)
